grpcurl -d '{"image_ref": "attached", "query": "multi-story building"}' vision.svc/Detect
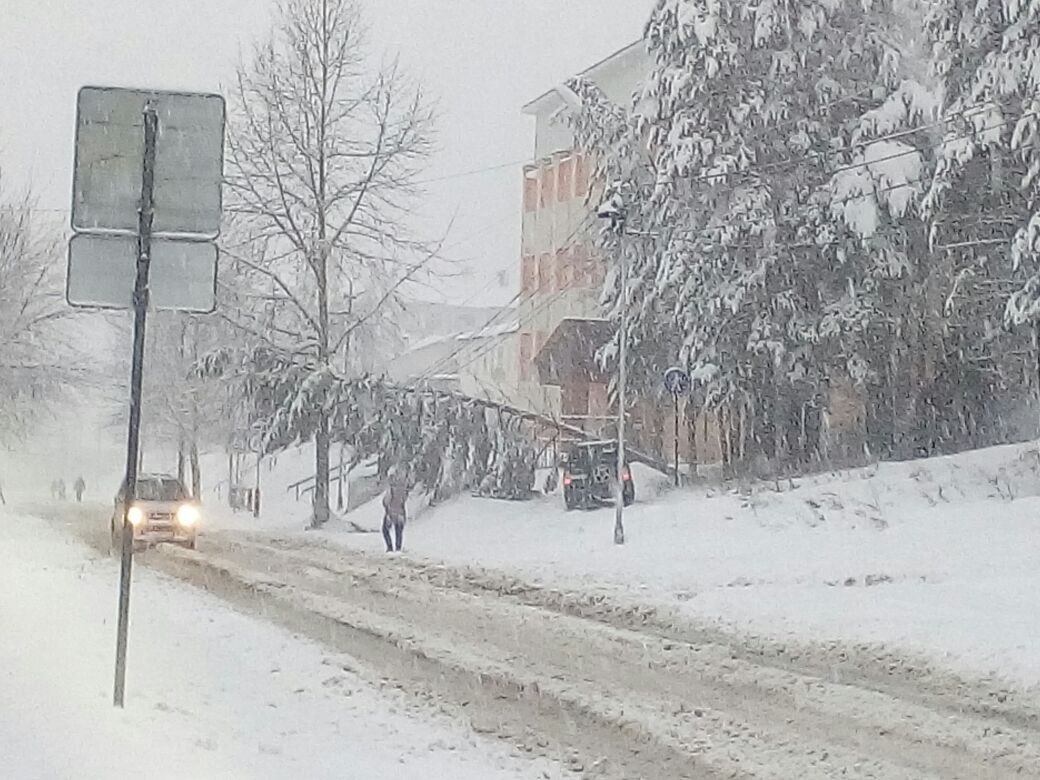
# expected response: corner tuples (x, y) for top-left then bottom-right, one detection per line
(517, 41), (648, 433)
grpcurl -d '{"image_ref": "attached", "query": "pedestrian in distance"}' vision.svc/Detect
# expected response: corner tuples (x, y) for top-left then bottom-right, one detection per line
(56, 478), (67, 502)
(382, 471), (409, 553)
(74, 476), (86, 503)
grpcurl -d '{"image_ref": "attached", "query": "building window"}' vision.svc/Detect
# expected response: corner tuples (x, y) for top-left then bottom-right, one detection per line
(519, 332), (533, 378)
(557, 157), (573, 202)
(555, 248), (570, 290)
(574, 154), (590, 198)
(538, 253), (553, 292)
(523, 171), (538, 213)
(571, 244), (588, 287)
(588, 383), (609, 417)
(591, 257), (607, 288)
(521, 254), (536, 292)
(520, 334), (531, 362)
(562, 382), (590, 417)
(539, 166), (555, 208)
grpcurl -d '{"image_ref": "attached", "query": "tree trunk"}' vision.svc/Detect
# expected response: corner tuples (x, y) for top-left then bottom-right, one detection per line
(738, 400), (748, 468)
(190, 442), (201, 499)
(686, 400), (698, 481)
(311, 15), (332, 529)
(720, 405), (733, 479)
(177, 437), (186, 485)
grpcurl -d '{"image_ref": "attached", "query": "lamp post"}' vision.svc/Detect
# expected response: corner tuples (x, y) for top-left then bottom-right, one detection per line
(599, 193), (628, 546)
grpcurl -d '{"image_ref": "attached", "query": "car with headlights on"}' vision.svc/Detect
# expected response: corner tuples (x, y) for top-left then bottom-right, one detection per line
(110, 474), (200, 550)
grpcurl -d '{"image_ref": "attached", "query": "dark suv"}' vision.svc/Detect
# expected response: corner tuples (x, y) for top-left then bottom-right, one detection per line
(561, 440), (635, 511)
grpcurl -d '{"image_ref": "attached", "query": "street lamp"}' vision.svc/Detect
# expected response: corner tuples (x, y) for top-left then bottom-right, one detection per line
(598, 194), (627, 546)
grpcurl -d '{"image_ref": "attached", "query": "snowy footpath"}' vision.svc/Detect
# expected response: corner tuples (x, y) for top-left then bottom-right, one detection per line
(306, 442), (1040, 692)
(0, 509), (559, 780)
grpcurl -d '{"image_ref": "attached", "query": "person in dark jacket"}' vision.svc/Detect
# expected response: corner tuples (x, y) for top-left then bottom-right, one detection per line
(381, 474), (409, 553)
(74, 476), (86, 503)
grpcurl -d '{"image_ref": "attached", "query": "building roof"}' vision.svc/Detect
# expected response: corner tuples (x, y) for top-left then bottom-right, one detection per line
(407, 321), (518, 353)
(521, 40), (645, 117)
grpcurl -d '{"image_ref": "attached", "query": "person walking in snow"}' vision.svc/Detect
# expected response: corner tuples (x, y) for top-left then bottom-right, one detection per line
(381, 472), (409, 553)
(74, 476), (86, 503)
(56, 478), (67, 501)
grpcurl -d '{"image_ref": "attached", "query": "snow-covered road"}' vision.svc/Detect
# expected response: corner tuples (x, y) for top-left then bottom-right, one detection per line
(0, 508), (561, 779)
(25, 500), (1040, 779)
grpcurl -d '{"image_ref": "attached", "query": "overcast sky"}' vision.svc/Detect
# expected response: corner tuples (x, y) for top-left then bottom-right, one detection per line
(1, 0), (652, 305)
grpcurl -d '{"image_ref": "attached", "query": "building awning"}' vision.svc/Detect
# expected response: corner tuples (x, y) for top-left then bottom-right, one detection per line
(534, 317), (613, 387)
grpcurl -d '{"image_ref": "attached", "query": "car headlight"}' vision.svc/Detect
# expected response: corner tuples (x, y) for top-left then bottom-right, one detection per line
(127, 506), (144, 527)
(176, 504), (200, 527)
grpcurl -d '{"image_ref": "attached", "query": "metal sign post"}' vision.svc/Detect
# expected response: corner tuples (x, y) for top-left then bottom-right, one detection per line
(68, 85), (225, 708)
(113, 102), (158, 709)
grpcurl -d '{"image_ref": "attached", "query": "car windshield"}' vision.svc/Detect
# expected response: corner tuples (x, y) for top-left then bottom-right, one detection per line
(135, 478), (187, 502)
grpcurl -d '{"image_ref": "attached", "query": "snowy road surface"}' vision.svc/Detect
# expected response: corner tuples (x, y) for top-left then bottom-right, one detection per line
(23, 498), (1040, 779)
(0, 508), (561, 779)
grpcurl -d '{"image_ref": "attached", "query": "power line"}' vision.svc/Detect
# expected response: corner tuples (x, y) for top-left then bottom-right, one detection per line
(412, 159), (529, 186)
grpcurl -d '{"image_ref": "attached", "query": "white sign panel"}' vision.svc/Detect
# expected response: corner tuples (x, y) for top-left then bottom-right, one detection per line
(67, 234), (217, 313)
(72, 86), (225, 238)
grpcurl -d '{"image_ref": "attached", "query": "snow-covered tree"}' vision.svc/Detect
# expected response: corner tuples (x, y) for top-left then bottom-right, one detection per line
(224, 0), (437, 526)
(0, 181), (79, 441)
(565, 0), (925, 469)
(850, 0), (1040, 452)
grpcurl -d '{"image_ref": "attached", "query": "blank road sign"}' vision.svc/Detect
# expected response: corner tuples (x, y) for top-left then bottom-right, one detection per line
(72, 86), (225, 238)
(67, 234), (217, 313)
